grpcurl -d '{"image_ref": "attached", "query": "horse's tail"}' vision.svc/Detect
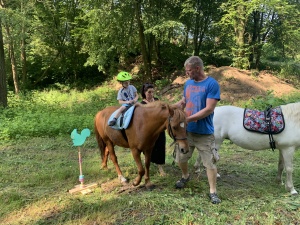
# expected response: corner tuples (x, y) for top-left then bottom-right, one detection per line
(94, 115), (106, 160)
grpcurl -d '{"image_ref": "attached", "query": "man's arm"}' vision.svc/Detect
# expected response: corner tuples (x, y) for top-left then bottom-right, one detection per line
(187, 98), (218, 123)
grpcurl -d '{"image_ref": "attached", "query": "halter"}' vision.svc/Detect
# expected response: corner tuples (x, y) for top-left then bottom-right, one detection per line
(167, 116), (187, 147)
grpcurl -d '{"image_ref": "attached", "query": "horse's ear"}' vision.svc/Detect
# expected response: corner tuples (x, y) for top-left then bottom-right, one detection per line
(168, 104), (175, 117)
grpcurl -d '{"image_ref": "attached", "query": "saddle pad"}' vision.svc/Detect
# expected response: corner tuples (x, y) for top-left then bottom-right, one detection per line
(108, 105), (135, 130)
(243, 106), (285, 134)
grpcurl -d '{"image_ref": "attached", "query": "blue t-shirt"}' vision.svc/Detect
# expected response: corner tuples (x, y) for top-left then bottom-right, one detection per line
(183, 77), (220, 134)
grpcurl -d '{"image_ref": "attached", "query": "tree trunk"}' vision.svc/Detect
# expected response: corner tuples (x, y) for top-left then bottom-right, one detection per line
(21, 25), (27, 88)
(134, 0), (152, 82)
(233, 4), (249, 69)
(5, 25), (19, 94)
(193, 0), (201, 56)
(0, 20), (8, 107)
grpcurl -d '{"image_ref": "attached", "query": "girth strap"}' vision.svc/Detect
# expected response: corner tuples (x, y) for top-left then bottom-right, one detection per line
(264, 105), (276, 151)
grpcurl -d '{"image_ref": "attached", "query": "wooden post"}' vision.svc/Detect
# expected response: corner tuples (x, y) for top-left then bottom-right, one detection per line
(69, 146), (97, 195)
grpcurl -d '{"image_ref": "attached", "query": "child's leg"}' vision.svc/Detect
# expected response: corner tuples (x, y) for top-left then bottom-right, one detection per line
(108, 106), (126, 126)
(114, 106), (126, 118)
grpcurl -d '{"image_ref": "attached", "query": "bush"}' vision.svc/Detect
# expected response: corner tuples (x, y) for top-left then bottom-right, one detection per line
(0, 87), (116, 141)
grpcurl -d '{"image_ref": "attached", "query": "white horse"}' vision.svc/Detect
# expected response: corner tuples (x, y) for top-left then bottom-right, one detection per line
(194, 102), (300, 195)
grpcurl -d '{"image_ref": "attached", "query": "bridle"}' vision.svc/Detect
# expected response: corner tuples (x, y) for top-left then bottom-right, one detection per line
(167, 116), (187, 146)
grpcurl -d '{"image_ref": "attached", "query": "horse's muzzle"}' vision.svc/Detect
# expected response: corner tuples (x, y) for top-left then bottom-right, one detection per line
(180, 147), (189, 154)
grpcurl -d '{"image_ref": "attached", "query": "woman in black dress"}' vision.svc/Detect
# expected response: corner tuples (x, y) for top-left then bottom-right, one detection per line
(141, 83), (166, 176)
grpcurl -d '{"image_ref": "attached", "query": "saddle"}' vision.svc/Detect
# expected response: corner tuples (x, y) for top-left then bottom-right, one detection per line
(243, 105), (285, 150)
(108, 105), (136, 130)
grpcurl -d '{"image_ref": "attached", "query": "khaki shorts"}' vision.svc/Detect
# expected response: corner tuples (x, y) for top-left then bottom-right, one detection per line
(174, 132), (217, 169)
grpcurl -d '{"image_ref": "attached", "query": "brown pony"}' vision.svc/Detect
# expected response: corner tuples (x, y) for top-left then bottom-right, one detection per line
(94, 101), (189, 189)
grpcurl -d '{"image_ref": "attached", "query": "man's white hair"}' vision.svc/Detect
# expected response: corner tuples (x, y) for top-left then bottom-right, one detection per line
(184, 56), (204, 68)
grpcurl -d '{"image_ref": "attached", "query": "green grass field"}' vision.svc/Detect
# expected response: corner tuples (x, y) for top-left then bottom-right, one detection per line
(1, 85), (300, 224)
(1, 136), (300, 224)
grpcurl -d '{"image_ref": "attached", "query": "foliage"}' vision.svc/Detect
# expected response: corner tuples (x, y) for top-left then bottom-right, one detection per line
(154, 79), (171, 90)
(279, 62), (300, 80)
(0, 86), (117, 141)
(1, 0), (299, 92)
(243, 90), (300, 110)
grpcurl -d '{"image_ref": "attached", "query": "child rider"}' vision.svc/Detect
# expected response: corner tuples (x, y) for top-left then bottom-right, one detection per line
(108, 71), (138, 126)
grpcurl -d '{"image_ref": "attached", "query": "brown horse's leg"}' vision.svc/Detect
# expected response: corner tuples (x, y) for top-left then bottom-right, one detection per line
(101, 147), (109, 169)
(131, 149), (145, 186)
(107, 143), (127, 183)
(144, 150), (155, 190)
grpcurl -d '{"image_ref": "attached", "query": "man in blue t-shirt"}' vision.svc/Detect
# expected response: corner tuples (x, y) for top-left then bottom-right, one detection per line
(174, 56), (221, 204)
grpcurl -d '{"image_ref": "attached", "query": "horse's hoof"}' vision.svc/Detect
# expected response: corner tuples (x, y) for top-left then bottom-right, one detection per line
(133, 180), (141, 186)
(146, 184), (156, 191)
(194, 163), (200, 169)
(195, 168), (201, 174)
(290, 190), (298, 195)
(118, 175), (128, 183)
(121, 180), (129, 185)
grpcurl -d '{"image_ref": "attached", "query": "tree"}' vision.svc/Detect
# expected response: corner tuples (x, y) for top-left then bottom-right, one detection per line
(219, 0), (300, 69)
(0, 17), (8, 107)
(135, 0), (151, 80)
(1, 0), (22, 94)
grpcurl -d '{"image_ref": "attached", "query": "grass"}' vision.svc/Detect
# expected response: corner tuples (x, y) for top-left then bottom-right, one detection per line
(1, 83), (300, 224)
(1, 136), (300, 224)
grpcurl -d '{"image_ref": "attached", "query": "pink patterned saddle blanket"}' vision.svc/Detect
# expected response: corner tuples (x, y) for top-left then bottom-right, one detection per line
(243, 106), (285, 134)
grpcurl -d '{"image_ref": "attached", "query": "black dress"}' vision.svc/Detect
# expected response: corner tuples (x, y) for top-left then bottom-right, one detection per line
(141, 98), (166, 164)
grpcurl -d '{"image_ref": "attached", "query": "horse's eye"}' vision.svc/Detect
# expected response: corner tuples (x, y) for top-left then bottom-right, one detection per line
(180, 122), (185, 128)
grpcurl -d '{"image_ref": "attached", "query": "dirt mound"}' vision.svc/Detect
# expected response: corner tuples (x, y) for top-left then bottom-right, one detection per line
(172, 66), (299, 104)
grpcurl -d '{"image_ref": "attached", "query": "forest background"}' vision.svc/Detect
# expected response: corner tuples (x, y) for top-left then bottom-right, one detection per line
(1, 1), (300, 224)
(0, 0), (300, 108)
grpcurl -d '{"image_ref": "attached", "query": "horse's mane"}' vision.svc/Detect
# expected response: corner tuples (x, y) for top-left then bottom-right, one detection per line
(135, 101), (168, 109)
(172, 105), (186, 120)
(135, 101), (186, 119)
(281, 102), (300, 125)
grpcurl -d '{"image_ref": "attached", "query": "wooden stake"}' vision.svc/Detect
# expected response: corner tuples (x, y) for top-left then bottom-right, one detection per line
(69, 146), (97, 194)
(69, 182), (98, 194)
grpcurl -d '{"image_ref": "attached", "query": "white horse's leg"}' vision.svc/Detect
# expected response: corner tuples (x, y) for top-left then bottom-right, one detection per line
(281, 147), (297, 195)
(276, 150), (284, 185)
(194, 153), (221, 178)
(194, 153), (202, 173)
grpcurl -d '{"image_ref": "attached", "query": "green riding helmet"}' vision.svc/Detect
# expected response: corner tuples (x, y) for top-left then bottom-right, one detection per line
(117, 71), (132, 81)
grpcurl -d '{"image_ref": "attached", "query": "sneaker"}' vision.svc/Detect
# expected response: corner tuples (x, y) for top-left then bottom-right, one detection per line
(175, 176), (190, 189)
(209, 192), (221, 204)
(108, 118), (117, 126)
